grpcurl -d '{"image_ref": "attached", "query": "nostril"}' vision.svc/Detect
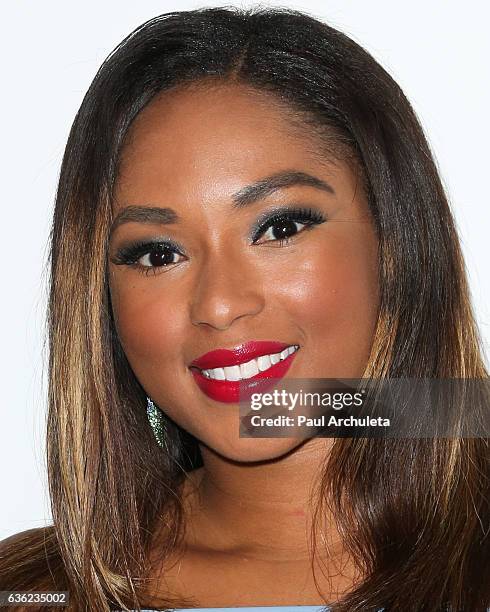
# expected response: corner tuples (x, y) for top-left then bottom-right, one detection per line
(189, 273), (265, 330)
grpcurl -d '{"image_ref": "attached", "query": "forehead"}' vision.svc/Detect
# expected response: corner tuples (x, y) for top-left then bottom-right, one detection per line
(113, 81), (353, 209)
(120, 80), (322, 153)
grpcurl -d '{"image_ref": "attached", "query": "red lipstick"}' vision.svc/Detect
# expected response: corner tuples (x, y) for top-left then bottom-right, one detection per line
(189, 340), (299, 403)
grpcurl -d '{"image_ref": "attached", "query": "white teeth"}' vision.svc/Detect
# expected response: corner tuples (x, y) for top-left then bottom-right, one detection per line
(257, 354), (272, 371)
(200, 345), (299, 381)
(240, 359), (259, 379)
(223, 365), (241, 381)
(211, 367), (225, 380)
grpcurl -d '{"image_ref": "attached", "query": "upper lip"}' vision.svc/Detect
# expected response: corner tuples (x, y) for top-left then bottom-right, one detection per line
(189, 340), (297, 370)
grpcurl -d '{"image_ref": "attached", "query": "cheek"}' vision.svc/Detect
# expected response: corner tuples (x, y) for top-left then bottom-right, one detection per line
(109, 279), (187, 379)
(272, 227), (379, 375)
(310, 244), (377, 323)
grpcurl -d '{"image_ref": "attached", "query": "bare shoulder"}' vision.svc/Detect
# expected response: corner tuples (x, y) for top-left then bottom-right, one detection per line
(0, 526), (51, 549)
(0, 525), (58, 559)
(0, 525), (67, 594)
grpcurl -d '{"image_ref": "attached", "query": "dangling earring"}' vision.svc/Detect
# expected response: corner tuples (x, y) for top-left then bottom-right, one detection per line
(146, 396), (166, 449)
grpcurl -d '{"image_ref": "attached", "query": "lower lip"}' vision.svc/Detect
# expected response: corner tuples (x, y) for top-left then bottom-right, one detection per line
(190, 351), (298, 403)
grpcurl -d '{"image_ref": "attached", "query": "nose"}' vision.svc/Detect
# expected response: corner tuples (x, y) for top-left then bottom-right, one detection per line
(189, 251), (265, 331)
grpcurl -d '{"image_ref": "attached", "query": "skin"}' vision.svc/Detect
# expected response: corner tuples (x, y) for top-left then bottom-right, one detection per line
(108, 82), (380, 605)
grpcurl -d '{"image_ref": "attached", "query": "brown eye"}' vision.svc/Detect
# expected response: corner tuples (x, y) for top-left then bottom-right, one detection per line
(251, 207), (326, 245)
(111, 239), (187, 276)
(139, 245), (183, 267)
(256, 219), (305, 243)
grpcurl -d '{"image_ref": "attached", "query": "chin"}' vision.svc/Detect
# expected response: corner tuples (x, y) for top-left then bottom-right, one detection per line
(202, 435), (309, 464)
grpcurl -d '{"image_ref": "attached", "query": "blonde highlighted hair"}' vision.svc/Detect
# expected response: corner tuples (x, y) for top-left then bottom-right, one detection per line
(1, 7), (488, 611)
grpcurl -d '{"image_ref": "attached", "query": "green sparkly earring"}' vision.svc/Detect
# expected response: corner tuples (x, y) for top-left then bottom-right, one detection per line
(146, 397), (166, 448)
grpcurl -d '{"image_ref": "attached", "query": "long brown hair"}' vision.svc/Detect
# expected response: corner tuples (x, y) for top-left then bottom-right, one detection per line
(1, 6), (488, 611)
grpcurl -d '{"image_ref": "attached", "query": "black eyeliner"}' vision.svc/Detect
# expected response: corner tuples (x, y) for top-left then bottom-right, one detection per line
(110, 205), (326, 267)
(111, 237), (184, 265)
(249, 205), (327, 243)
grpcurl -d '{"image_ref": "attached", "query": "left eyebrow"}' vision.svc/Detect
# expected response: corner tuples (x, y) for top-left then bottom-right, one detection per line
(231, 170), (335, 208)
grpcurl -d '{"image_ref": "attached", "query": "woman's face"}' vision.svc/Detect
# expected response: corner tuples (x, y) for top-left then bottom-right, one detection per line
(108, 82), (379, 462)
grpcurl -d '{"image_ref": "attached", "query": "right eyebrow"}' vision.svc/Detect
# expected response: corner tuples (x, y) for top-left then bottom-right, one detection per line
(109, 205), (178, 240)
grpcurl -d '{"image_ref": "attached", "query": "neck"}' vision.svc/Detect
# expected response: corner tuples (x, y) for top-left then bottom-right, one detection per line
(185, 437), (340, 562)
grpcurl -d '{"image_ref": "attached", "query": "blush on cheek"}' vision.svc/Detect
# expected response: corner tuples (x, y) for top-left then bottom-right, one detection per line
(275, 245), (354, 324)
(273, 236), (378, 378)
(112, 292), (186, 373)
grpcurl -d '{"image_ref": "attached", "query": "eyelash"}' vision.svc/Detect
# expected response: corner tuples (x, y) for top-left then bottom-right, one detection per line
(250, 206), (325, 243)
(111, 206), (326, 276)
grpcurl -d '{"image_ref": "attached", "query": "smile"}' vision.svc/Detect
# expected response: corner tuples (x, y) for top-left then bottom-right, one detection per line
(189, 340), (300, 403)
(200, 345), (299, 381)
